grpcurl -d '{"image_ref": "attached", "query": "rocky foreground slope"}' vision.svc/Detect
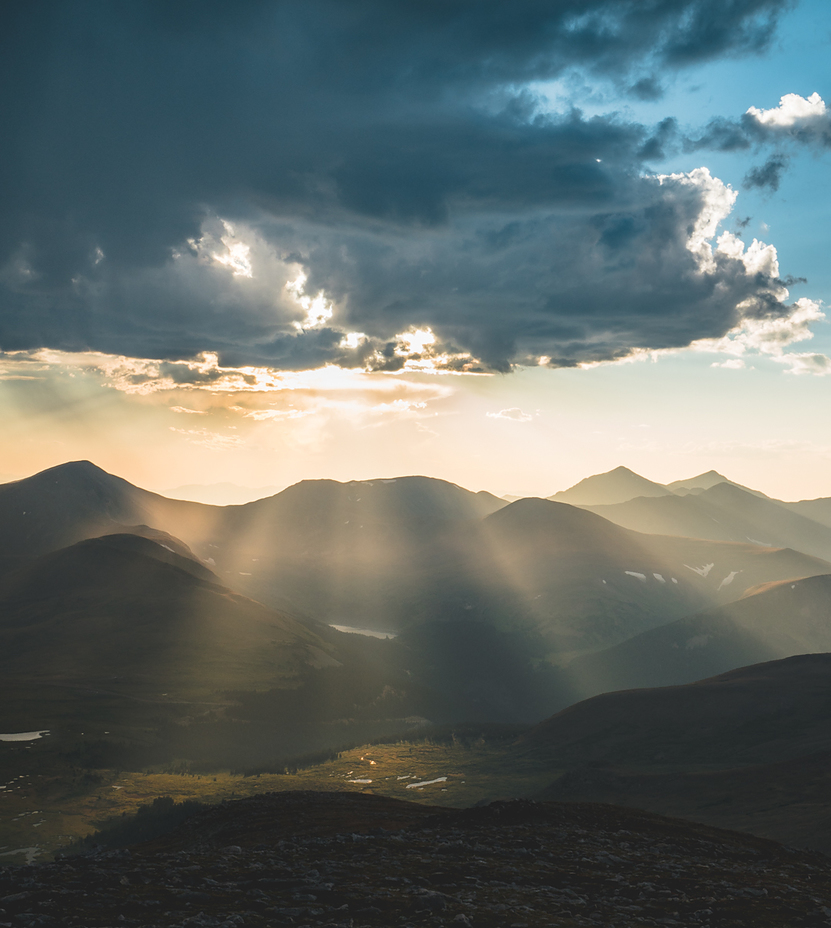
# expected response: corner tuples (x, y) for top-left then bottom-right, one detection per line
(2, 792), (831, 927)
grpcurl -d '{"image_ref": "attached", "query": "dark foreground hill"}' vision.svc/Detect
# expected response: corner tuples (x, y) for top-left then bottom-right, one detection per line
(522, 653), (831, 852)
(545, 747), (831, 857)
(3, 791), (830, 928)
(524, 652), (831, 769)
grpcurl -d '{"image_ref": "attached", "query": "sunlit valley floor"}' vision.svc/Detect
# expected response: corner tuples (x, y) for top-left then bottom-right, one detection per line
(5, 462), (831, 924)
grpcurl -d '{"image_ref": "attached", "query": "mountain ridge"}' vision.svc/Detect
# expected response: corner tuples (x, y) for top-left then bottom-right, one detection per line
(548, 465), (672, 506)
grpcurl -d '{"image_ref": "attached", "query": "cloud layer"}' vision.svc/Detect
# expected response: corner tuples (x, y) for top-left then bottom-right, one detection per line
(0, 0), (808, 373)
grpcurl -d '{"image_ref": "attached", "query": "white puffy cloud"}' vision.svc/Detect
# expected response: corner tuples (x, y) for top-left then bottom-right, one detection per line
(657, 166), (738, 271)
(747, 92), (828, 129)
(692, 297), (829, 373)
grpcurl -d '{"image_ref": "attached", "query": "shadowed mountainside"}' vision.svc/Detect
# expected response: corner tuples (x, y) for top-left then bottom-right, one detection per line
(464, 498), (831, 654)
(204, 473), (509, 619)
(193, 493), (831, 655)
(526, 653), (831, 853)
(0, 460), (220, 577)
(0, 463), (508, 620)
(2, 463), (829, 661)
(787, 494), (831, 529)
(0, 533), (328, 694)
(523, 652), (831, 769)
(0, 534), (573, 773)
(566, 572), (831, 697)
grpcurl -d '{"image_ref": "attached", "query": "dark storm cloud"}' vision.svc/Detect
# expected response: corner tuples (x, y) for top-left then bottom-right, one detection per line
(744, 154), (789, 191)
(281, 172), (791, 370)
(0, 0), (797, 371)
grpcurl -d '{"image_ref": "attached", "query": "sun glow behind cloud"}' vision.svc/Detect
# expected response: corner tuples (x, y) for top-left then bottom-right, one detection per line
(0, 347), (455, 423)
(210, 222), (253, 278)
(287, 272), (335, 330)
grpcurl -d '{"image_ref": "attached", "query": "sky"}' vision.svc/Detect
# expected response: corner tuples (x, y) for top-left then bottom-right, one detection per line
(1, 0), (830, 501)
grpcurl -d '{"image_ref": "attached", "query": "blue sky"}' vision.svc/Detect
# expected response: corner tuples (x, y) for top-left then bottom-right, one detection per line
(0, 0), (830, 499)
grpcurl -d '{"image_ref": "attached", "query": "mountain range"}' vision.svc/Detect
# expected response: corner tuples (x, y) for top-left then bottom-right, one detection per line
(3, 462), (829, 660)
(5, 458), (831, 859)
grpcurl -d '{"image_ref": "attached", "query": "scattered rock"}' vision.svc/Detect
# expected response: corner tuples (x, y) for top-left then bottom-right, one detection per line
(0, 791), (829, 927)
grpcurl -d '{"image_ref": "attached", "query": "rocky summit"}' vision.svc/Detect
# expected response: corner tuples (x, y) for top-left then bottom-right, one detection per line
(2, 792), (831, 927)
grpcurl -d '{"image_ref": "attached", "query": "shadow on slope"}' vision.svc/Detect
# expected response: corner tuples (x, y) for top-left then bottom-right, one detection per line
(4, 464), (829, 665)
(522, 652), (831, 769)
(527, 652), (831, 854)
(0, 534), (324, 693)
(566, 572), (831, 697)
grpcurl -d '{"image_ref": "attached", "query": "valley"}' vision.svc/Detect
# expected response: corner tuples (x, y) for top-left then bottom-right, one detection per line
(4, 460), (831, 884)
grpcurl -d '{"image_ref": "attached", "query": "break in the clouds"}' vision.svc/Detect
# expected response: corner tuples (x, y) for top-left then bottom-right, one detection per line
(0, 0), (816, 374)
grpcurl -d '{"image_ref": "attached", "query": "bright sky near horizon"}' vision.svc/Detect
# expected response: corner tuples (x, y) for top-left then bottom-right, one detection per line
(1, 0), (830, 501)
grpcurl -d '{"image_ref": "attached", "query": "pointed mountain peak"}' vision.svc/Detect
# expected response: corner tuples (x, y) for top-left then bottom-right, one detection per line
(46, 459), (107, 473)
(28, 460), (122, 484)
(549, 466), (671, 507)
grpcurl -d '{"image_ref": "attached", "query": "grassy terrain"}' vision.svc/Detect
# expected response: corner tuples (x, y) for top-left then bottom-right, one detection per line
(0, 736), (552, 863)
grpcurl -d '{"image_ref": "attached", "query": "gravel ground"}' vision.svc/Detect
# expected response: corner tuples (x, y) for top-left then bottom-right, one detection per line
(1, 791), (830, 927)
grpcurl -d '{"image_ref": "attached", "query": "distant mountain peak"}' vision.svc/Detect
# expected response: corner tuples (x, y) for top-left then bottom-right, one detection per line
(549, 466), (671, 507)
(667, 471), (768, 499)
(41, 459), (110, 478)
